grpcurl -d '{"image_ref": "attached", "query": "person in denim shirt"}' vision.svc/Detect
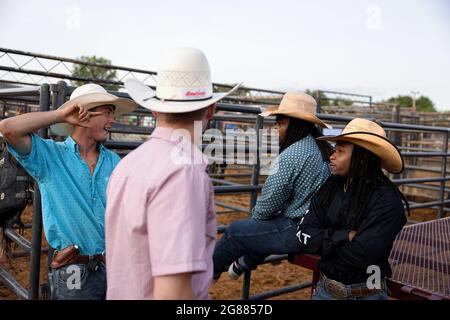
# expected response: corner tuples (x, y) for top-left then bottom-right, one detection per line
(213, 92), (332, 280)
(0, 83), (136, 299)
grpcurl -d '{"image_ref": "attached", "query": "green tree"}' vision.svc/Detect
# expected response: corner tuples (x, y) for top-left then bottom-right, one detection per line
(72, 56), (118, 91)
(386, 95), (436, 112)
(305, 89), (330, 106)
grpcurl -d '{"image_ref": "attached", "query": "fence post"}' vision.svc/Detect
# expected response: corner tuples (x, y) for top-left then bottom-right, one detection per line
(249, 115), (263, 210)
(242, 115), (264, 299)
(439, 131), (449, 218)
(28, 84), (50, 300)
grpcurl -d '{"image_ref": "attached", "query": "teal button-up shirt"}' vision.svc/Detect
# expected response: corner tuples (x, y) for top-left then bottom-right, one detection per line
(252, 134), (331, 220)
(8, 134), (120, 254)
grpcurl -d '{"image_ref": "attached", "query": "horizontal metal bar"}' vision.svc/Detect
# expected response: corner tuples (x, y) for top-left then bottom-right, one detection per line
(4, 227), (31, 252)
(318, 114), (450, 133)
(110, 123), (153, 135)
(408, 199), (450, 209)
(249, 281), (312, 300)
(0, 65), (121, 86)
(216, 103), (262, 114)
(215, 82), (285, 95)
(381, 121), (450, 133)
(210, 173), (252, 178)
(0, 87), (41, 96)
(401, 152), (450, 157)
(405, 165), (443, 173)
(213, 114), (259, 122)
(214, 201), (249, 213)
(0, 267), (29, 300)
(12, 247), (49, 258)
(0, 79), (38, 87)
(397, 146), (441, 152)
(211, 178), (245, 186)
(394, 177), (450, 185)
(216, 210), (239, 215)
(319, 90), (373, 99)
(214, 185), (262, 194)
(393, 177), (450, 185)
(322, 98), (373, 105)
(404, 183), (450, 193)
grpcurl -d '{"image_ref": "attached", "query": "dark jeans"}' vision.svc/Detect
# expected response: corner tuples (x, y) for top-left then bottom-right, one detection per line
(312, 278), (389, 300)
(49, 262), (106, 300)
(213, 215), (301, 277)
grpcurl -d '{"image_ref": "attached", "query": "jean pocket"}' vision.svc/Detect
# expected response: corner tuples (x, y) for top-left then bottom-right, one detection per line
(56, 264), (87, 287)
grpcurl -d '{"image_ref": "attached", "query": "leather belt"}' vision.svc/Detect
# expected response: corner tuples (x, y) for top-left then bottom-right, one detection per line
(319, 273), (386, 300)
(70, 253), (105, 265)
(50, 245), (105, 269)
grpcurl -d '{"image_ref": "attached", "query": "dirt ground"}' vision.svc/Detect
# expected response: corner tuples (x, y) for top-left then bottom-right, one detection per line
(0, 191), (439, 300)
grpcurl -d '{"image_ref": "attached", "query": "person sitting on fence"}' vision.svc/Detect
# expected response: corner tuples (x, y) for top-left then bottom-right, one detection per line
(0, 83), (137, 300)
(213, 92), (333, 280)
(105, 47), (241, 300)
(296, 118), (409, 300)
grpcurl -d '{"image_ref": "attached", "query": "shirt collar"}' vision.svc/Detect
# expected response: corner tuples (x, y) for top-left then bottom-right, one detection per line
(65, 136), (105, 154)
(150, 126), (209, 166)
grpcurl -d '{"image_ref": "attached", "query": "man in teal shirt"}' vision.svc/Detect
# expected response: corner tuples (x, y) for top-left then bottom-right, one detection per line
(0, 83), (136, 299)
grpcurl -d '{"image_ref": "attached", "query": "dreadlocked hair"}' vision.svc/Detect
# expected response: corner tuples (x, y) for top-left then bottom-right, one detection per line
(314, 144), (410, 229)
(276, 115), (333, 162)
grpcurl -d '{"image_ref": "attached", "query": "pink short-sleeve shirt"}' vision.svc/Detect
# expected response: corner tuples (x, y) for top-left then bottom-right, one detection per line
(105, 127), (216, 300)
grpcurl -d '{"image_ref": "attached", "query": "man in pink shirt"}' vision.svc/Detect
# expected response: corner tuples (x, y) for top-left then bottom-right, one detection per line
(105, 47), (240, 299)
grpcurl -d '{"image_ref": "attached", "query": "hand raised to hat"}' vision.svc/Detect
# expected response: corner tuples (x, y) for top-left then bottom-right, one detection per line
(57, 103), (102, 128)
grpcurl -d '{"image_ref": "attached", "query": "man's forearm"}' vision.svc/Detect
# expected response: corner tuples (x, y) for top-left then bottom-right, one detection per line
(0, 110), (62, 138)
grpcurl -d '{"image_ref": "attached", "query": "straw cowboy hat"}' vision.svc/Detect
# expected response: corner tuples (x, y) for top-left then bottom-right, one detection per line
(124, 47), (241, 113)
(317, 118), (404, 174)
(50, 83), (138, 136)
(259, 92), (331, 129)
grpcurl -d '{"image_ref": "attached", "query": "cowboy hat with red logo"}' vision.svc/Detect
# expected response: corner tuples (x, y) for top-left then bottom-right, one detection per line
(125, 47), (241, 113)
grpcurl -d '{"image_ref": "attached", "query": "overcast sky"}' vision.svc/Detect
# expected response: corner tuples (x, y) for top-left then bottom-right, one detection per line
(1, 0), (449, 109)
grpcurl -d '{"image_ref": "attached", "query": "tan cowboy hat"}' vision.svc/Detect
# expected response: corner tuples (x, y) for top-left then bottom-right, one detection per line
(259, 92), (331, 129)
(125, 47), (241, 113)
(50, 83), (138, 136)
(317, 118), (404, 173)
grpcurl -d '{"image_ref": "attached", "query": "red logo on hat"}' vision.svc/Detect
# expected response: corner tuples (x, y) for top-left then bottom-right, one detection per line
(186, 90), (206, 97)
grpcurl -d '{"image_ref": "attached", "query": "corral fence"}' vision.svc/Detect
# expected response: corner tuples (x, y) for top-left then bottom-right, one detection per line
(1, 82), (449, 300)
(0, 49), (449, 299)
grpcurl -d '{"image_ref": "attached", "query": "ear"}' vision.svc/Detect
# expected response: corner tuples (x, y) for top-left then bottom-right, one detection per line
(152, 111), (159, 118)
(205, 103), (216, 120)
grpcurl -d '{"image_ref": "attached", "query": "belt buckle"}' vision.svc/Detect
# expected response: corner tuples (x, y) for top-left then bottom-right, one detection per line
(325, 279), (348, 300)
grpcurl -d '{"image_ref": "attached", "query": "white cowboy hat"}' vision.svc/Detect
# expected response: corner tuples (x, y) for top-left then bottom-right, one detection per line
(50, 83), (138, 136)
(317, 118), (404, 173)
(259, 92), (331, 129)
(124, 47), (241, 113)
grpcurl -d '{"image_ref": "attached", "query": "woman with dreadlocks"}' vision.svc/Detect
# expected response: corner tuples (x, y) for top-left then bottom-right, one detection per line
(297, 118), (408, 300)
(213, 92), (333, 280)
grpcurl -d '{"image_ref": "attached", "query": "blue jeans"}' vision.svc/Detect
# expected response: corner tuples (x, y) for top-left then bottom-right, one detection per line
(312, 279), (388, 300)
(213, 215), (301, 277)
(49, 262), (106, 300)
